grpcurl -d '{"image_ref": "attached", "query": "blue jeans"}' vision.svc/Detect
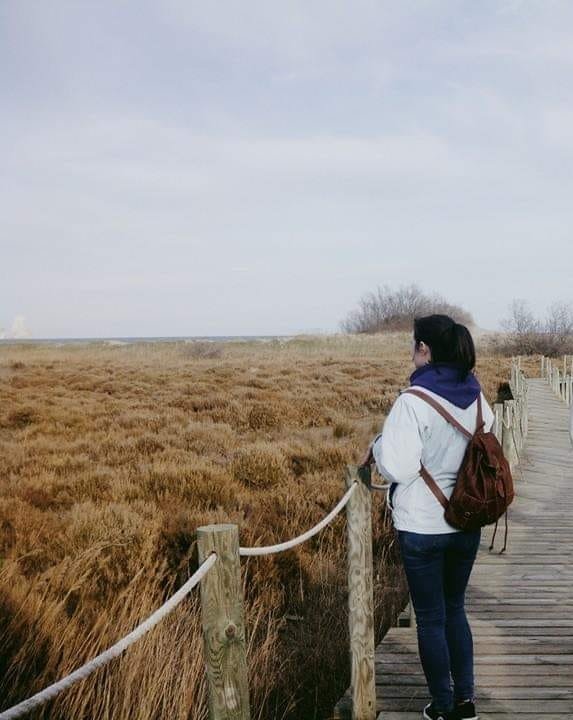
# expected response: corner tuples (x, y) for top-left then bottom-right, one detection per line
(397, 528), (481, 712)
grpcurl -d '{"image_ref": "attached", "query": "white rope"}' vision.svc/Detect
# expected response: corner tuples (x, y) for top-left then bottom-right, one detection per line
(239, 482), (357, 556)
(370, 482), (391, 491)
(0, 553), (217, 720)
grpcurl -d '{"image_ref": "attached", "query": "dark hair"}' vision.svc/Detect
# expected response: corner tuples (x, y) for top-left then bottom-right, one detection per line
(413, 314), (476, 379)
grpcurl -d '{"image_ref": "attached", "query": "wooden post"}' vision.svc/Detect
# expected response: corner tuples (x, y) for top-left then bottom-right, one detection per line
(551, 367), (555, 393)
(344, 465), (376, 720)
(493, 402), (504, 444)
(513, 398), (521, 460)
(502, 400), (518, 470)
(522, 377), (529, 438)
(510, 362), (518, 398)
(197, 524), (251, 720)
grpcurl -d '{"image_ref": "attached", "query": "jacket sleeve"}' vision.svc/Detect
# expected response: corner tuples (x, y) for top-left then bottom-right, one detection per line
(482, 392), (495, 433)
(372, 395), (423, 485)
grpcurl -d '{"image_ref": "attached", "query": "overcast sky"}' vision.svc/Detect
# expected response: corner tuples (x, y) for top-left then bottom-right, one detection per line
(2, 1), (573, 338)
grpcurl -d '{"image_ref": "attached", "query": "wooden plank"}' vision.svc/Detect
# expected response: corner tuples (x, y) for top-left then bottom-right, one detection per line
(375, 687), (573, 698)
(377, 714), (570, 720)
(375, 664), (573, 676)
(376, 654), (573, 664)
(377, 698), (572, 712)
(376, 675), (573, 686)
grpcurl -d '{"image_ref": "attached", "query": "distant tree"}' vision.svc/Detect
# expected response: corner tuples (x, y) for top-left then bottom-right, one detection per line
(493, 298), (573, 356)
(545, 301), (573, 342)
(339, 283), (474, 334)
(500, 299), (541, 335)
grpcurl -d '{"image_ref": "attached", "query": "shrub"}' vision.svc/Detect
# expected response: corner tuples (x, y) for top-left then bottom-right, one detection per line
(135, 435), (165, 454)
(247, 402), (283, 430)
(6, 407), (37, 428)
(340, 282), (473, 333)
(332, 419), (354, 438)
(179, 341), (224, 359)
(231, 443), (290, 488)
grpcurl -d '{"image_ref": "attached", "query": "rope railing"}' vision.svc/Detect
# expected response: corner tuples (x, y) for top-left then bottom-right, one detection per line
(0, 552), (218, 720)
(239, 482), (358, 556)
(370, 480), (391, 491)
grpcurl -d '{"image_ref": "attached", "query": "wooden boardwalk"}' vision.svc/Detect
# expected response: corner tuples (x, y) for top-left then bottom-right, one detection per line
(335, 378), (573, 719)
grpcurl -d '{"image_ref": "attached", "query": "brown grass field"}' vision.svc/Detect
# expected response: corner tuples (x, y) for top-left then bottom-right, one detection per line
(0, 333), (538, 720)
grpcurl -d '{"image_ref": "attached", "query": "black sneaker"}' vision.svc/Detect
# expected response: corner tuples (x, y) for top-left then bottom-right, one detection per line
(451, 699), (478, 720)
(423, 701), (452, 720)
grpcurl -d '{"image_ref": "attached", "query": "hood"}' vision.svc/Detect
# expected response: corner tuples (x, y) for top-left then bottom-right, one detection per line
(408, 362), (482, 409)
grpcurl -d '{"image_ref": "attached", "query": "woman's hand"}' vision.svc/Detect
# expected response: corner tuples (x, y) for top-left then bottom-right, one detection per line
(359, 442), (375, 468)
(360, 432), (382, 468)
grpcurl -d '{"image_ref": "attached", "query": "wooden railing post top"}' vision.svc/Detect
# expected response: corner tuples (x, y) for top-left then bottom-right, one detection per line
(197, 523), (238, 536)
(345, 463), (371, 489)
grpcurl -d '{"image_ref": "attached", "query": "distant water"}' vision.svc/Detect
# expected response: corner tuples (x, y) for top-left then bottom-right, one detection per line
(0, 334), (300, 346)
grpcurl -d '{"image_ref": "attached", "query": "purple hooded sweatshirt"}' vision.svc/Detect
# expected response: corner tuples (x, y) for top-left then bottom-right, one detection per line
(408, 361), (481, 409)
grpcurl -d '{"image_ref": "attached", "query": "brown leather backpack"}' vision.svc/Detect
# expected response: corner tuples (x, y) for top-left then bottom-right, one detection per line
(400, 388), (515, 553)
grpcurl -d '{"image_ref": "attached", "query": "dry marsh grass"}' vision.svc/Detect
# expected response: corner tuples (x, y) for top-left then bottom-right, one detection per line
(0, 333), (531, 719)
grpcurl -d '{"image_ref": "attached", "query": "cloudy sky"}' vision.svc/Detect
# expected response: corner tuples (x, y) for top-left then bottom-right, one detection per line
(2, 1), (573, 338)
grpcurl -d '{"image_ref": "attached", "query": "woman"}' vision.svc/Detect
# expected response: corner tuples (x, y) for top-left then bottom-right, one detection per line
(361, 315), (494, 720)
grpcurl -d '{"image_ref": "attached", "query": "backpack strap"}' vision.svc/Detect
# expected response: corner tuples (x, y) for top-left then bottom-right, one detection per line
(476, 393), (485, 432)
(419, 463), (449, 510)
(400, 388), (474, 439)
(400, 387), (485, 510)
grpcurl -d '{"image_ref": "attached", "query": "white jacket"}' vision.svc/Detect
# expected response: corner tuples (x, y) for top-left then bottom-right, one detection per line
(372, 386), (495, 534)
